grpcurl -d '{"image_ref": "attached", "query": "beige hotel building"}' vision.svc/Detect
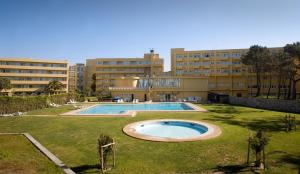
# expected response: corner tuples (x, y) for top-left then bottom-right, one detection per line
(68, 63), (85, 92)
(171, 48), (249, 97)
(85, 50), (209, 101)
(0, 58), (68, 95)
(1, 47), (297, 101)
(85, 50), (164, 92)
(171, 47), (288, 98)
(91, 47), (295, 102)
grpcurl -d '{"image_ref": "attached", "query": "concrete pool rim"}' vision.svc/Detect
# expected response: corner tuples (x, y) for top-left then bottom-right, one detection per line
(60, 102), (207, 117)
(123, 119), (222, 142)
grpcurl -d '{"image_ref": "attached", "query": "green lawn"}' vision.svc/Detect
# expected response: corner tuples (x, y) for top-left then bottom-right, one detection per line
(0, 135), (63, 174)
(26, 105), (77, 115)
(0, 104), (299, 174)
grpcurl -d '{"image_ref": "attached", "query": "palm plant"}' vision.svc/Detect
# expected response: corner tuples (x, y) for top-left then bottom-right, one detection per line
(45, 80), (65, 95)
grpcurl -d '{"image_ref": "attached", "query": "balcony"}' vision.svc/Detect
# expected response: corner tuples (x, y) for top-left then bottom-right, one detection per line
(151, 60), (164, 66)
(11, 80), (68, 85)
(0, 65), (67, 71)
(0, 73), (67, 78)
(176, 58), (184, 61)
(12, 88), (68, 92)
(109, 87), (145, 91)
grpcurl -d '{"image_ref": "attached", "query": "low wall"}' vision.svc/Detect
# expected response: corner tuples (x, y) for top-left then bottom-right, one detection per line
(228, 97), (300, 113)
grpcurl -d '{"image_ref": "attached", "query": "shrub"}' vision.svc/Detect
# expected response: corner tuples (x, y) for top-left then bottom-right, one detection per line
(0, 93), (85, 115)
(76, 93), (85, 102)
(0, 96), (48, 115)
(98, 134), (115, 171)
(249, 130), (269, 169)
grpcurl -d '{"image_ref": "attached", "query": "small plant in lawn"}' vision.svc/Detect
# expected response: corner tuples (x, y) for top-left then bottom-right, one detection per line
(248, 130), (269, 169)
(98, 134), (115, 173)
(283, 114), (297, 132)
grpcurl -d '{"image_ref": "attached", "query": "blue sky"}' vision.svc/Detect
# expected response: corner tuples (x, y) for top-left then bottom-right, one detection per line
(0, 0), (299, 71)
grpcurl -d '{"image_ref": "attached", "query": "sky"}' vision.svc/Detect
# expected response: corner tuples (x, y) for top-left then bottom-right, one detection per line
(0, 0), (300, 71)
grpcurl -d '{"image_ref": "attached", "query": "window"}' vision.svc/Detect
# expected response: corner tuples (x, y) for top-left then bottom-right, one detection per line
(193, 54), (201, 58)
(176, 63), (183, 66)
(176, 70), (183, 75)
(176, 54), (184, 59)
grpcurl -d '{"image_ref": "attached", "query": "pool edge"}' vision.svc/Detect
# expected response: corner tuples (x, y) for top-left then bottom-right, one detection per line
(123, 119), (221, 142)
(60, 102), (207, 117)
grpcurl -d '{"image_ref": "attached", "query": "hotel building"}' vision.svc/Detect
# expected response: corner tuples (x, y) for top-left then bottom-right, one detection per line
(109, 76), (208, 102)
(68, 63), (85, 92)
(171, 48), (248, 97)
(86, 48), (293, 102)
(0, 58), (68, 95)
(85, 50), (164, 93)
(171, 48), (286, 97)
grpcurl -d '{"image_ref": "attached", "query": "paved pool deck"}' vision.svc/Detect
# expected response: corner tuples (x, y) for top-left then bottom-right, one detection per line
(60, 102), (207, 117)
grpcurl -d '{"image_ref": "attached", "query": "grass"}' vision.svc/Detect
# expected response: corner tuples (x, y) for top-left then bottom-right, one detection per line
(0, 135), (64, 174)
(0, 104), (299, 173)
(26, 105), (77, 115)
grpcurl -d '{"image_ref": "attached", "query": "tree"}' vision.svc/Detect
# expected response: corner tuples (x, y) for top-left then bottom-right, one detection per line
(284, 42), (300, 60)
(45, 80), (65, 95)
(284, 42), (300, 99)
(91, 73), (96, 95)
(264, 53), (276, 98)
(271, 52), (291, 99)
(241, 45), (271, 97)
(0, 77), (12, 95)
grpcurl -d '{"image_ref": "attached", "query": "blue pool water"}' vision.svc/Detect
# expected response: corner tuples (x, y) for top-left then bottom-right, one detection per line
(78, 103), (194, 115)
(135, 121), (208, 139)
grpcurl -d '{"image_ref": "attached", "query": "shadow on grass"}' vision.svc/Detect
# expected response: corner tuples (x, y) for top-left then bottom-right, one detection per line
(203, 115), (296, 132)
(213, 163), (259, 174)
(71, 164), (100, 174)
(279, 154), (300, 168)
(267, 152), (300, 170)
(213, 152), (300, 173)
(205, 104), (265, 114)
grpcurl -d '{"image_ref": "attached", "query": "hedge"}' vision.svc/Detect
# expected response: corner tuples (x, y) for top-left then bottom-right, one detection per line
(0, 93), (85, 115)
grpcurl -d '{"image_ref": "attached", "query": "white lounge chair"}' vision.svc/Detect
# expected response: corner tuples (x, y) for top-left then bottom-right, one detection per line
(14, 112), (24, 116)
(67, 99), (77, 104)
(49, 103), (61, 107)
(117, 99), (124, 103)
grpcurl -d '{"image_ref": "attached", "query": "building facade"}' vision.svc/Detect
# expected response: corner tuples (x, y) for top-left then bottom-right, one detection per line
(68, 63), (85, 92)
(171, 48), (288, 97)
(85, 50), (164, 93)
(2, 47), (297, 99)
(0, 58), (68, 95)
(109, 76), (208, 102)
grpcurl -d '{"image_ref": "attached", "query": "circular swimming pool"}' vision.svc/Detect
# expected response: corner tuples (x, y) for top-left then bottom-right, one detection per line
(123, 119), (221, 142)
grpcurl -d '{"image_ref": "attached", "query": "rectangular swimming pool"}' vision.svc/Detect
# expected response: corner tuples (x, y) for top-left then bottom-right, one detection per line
(76, 103), (197, 115)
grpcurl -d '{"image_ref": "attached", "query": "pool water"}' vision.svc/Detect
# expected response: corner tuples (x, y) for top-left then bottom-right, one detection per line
(135, 121), (208, 139)
(78, 103), (194, 115)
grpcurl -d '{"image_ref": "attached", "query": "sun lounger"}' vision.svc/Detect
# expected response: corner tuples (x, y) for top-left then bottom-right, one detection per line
(67, 99), (77, 104)
(49, 103), (61, 107)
